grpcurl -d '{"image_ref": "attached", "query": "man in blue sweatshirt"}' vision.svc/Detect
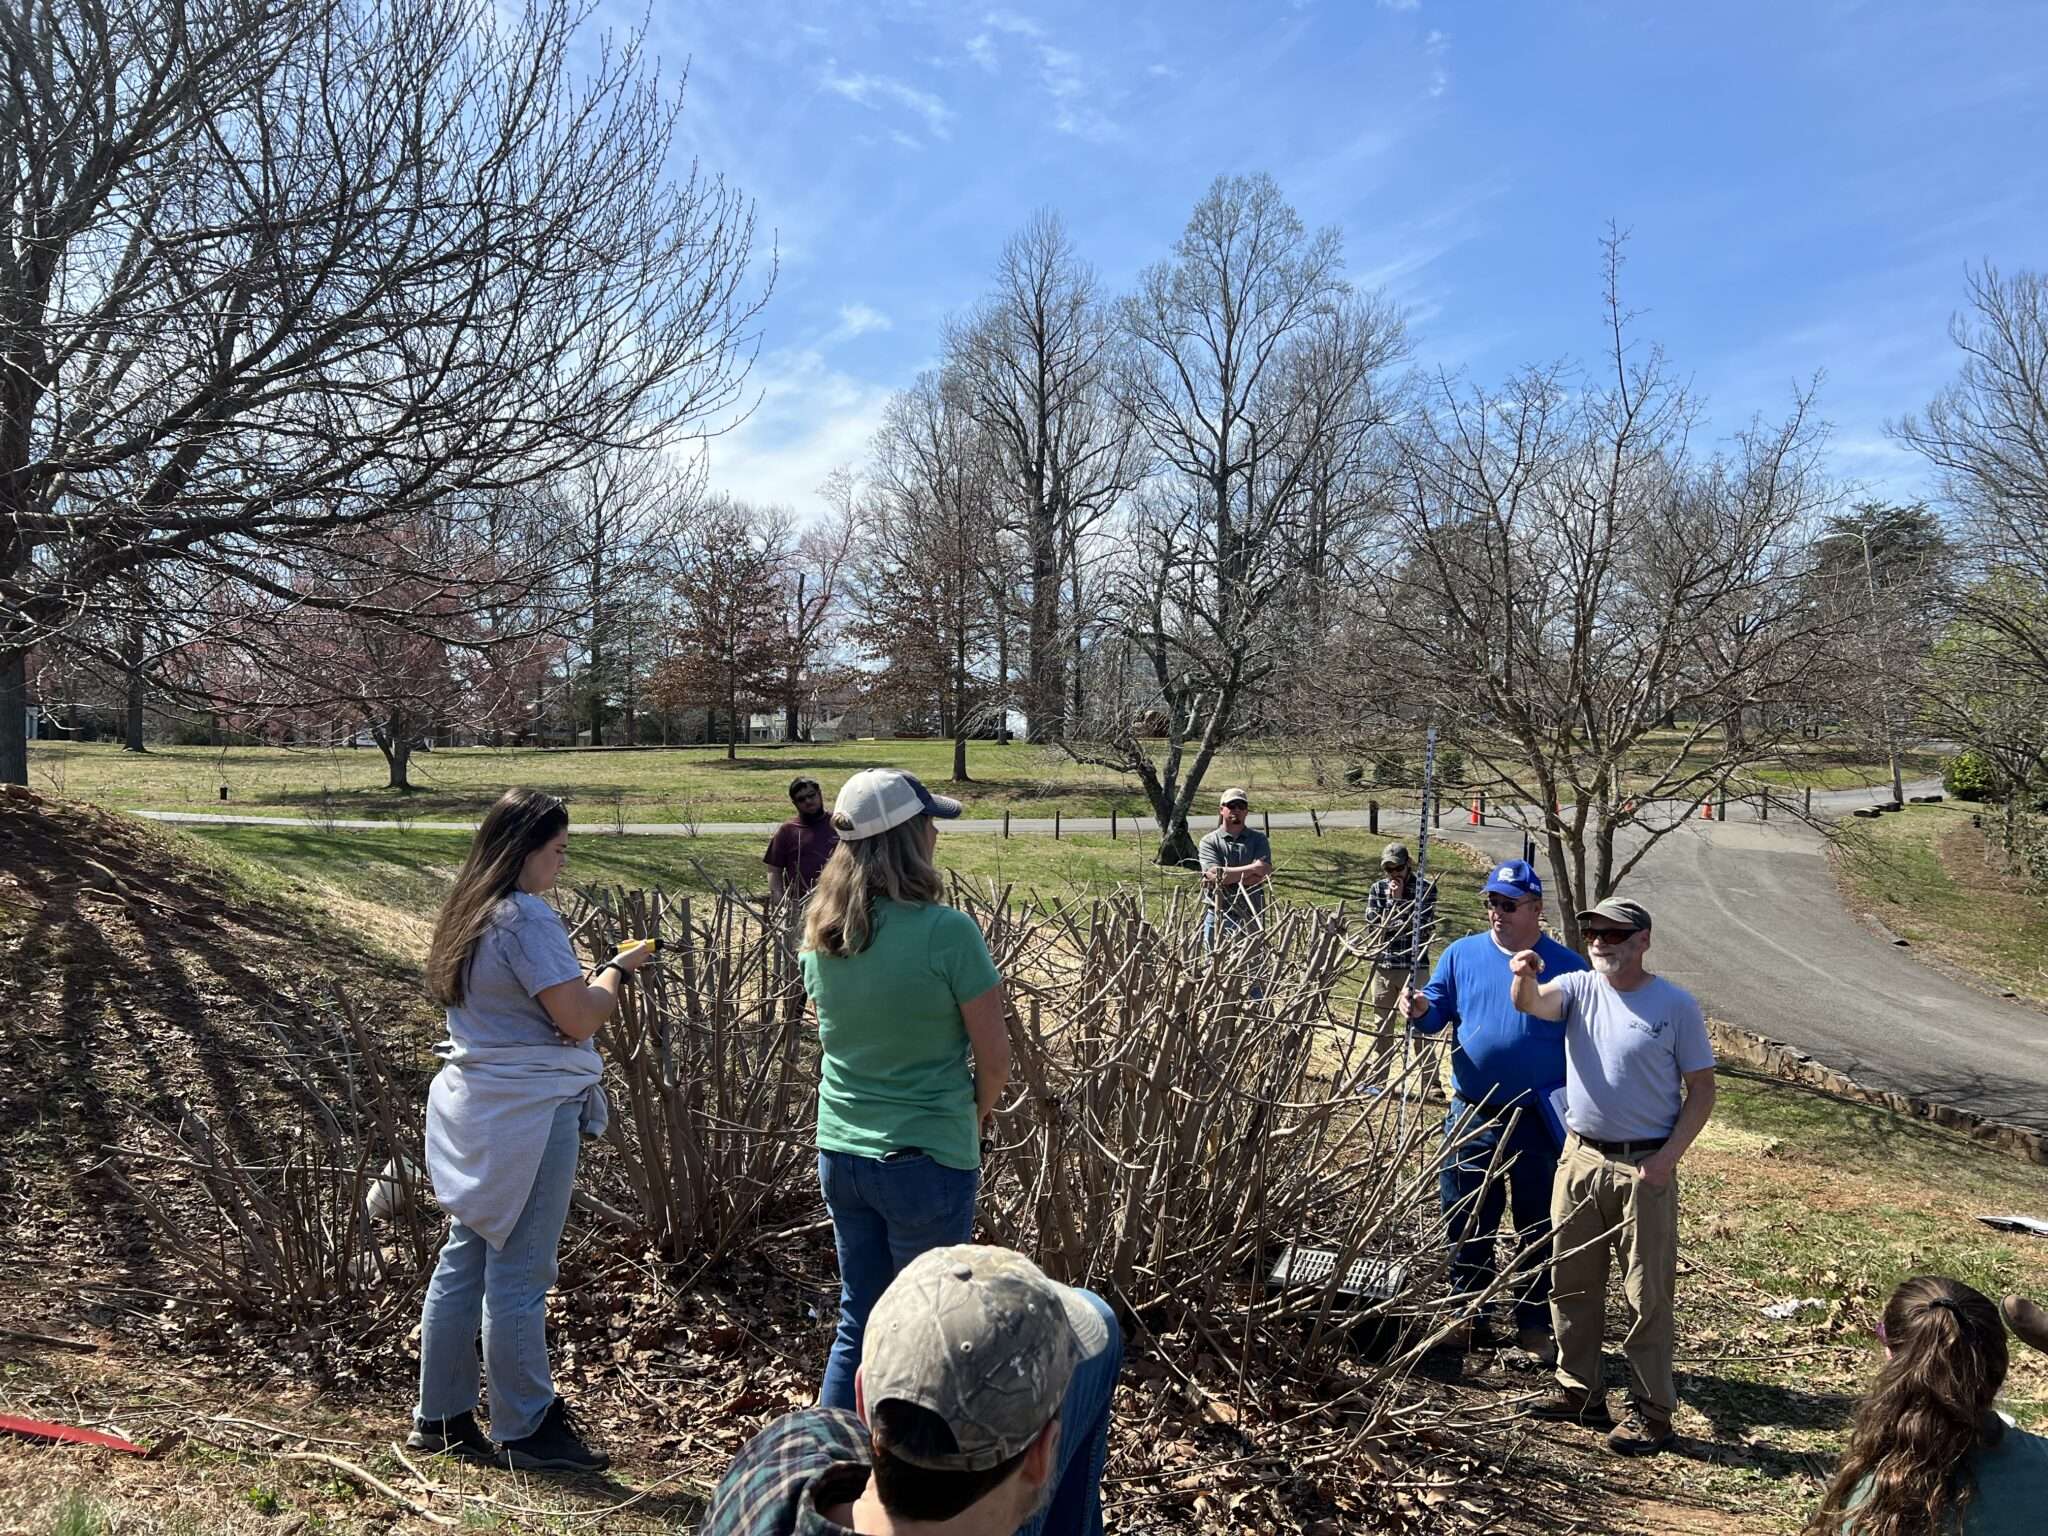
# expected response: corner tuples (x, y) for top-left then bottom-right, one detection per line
(1401, 859), (1587, 1360)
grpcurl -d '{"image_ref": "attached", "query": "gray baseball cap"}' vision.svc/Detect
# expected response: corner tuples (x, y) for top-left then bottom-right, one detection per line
(1576, 896), (1652, 933)
(861, 1244), (1111, 1471)
(1381, 842), (1411, 868)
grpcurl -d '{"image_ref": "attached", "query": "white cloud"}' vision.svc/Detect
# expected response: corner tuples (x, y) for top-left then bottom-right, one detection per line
(701, 348), (896, 520)
(819, 61), (955, 139)
(1430, 67), (1449, 97)
(889, 128), (924, 151)
(966, 31), (997, 70)
(833, 303), (893, 340)
(1146, 61), (1177, 78)
(983, 10), (1044, 38)
(1055, 103), (1122, 142)
(1378, 0), (1421, 9)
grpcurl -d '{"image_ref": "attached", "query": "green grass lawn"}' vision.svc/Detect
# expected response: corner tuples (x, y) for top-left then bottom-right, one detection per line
(1656, 1070), (2048, 1530)
(28, 735), (1944, 827)
(179, 820), (1497, 963)
(1831, 800), (2048, 1008)
(27, 738), (1370, 824)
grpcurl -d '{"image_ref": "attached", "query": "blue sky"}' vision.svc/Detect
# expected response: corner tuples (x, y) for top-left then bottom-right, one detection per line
(644, 0), (2047, 521)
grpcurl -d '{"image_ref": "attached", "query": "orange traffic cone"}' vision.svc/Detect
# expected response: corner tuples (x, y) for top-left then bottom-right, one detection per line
(1699, 800), (1714, 820)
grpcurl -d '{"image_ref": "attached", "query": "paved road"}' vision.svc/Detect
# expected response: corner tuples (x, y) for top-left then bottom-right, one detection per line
(135, 783), (2048, 1131)
(1457, 783), (2048, 1134)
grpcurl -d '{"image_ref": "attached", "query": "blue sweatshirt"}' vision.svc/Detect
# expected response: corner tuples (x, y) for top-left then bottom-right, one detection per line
(1414, 931), (1588, 1106)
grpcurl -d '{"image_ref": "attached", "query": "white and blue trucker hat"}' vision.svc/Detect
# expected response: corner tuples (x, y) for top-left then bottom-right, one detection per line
(833, 768), (964, 841)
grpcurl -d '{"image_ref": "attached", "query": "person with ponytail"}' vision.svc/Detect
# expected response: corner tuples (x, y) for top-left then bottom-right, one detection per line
(1807, 1275), (2048, 1535)
(800, 768), (1010, 1412)
(409, 789), (656, 1472)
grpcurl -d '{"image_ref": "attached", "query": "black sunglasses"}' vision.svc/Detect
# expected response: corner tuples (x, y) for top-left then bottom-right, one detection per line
(1483, 894), (1528, 911)
(1584, 927), (1640, 944)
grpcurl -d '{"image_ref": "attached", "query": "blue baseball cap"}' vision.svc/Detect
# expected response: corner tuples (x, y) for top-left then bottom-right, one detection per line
(1482, 859), (1543, 900)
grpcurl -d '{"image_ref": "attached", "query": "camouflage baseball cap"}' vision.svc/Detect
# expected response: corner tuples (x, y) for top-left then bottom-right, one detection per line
(860, 1244), (1112, 1472)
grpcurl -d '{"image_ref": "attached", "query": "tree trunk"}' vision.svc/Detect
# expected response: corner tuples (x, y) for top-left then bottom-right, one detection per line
(953, 731), (969, 782)
(0, 648), (26, 786)
(376, 727), (415, 791)
(726, 695), (738, 761)
(1028, 497), (1062, 743)
(1154, 819), (1196, 868)
(123, 621), (148, 752)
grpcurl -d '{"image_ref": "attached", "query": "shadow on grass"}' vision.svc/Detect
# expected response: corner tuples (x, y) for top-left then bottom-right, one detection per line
(1673, 1368), (1854, 1479)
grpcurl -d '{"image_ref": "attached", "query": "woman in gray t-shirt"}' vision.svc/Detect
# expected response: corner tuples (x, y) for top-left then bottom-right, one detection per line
(409, 789), (654, 1474)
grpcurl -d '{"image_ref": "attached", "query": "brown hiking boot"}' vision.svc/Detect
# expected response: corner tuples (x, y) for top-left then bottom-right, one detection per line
(1505, 1327), (1558, 1369)
(1606, 1403), (1674, 1457)
(2005, 1295), (2048, 1357)
(1529, 1386), (1612, 1428)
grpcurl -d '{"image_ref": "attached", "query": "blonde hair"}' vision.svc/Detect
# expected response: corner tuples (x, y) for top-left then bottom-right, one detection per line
(426, 789), (569, 1005)
(802, 813), (943, 958)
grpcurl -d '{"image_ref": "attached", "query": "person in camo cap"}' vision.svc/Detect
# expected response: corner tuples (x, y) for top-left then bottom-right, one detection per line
(701, 1243), (1124, 1536)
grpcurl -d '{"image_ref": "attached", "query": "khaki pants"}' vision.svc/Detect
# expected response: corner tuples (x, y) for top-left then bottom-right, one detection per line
(1549, 1132), (1680, 1419)
(1367, 965), (1410, 1083)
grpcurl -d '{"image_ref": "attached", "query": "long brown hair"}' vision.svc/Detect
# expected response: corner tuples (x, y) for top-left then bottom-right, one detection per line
(1806, 1275), (2008, 1536)
(426, 789), (570, 1005)
(801, 813), (943, 958)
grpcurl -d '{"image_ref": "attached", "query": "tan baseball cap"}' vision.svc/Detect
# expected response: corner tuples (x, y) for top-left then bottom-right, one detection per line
(1218, 787), (1250, 807)
(860, 1244), (1112, 1471)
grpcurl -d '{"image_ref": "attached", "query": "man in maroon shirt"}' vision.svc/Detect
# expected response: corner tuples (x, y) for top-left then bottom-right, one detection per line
(765, 776), (839, 901)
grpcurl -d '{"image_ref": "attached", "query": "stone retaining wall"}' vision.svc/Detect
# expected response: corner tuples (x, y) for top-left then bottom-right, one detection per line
(1708, 1020), (2048, 1167)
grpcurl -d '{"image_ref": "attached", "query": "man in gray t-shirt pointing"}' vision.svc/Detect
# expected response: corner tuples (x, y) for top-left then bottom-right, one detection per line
(1507, 896), (1716, 1460)
(1197, 786), (1274, 941)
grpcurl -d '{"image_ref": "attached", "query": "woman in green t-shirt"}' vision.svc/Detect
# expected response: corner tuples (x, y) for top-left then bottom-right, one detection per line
(799, 768), (1010, 1411)
(1807, 1276), (2048, 1535)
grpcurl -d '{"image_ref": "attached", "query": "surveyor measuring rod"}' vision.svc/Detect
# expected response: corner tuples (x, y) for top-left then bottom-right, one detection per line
(1397, 727), (1438, 1139)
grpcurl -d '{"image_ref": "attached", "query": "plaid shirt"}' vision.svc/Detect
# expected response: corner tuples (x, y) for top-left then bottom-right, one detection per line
(1362, 875), (1438, 969)
(700, 1408), (874, 1536)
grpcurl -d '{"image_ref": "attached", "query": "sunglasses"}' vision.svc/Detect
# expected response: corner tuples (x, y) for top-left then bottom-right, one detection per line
(1483, 894), (1527, 912)
(1585, 927), (1641, 944)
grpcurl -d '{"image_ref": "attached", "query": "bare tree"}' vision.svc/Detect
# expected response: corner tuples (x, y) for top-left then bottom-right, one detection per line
(1071, 173), (1405, 862)
(1893, 265), (2048, 690)
(0, 0), (771, 784)
(1369, 238), (1843, 946)
(947, 211), (1134, 742)
(656, 498), (786, 761)
(769, 472), (857, 742)
(849, 374), (1002, 782)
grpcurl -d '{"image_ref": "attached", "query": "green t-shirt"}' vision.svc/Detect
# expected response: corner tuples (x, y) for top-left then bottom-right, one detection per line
(802, 900), (1003, 1172)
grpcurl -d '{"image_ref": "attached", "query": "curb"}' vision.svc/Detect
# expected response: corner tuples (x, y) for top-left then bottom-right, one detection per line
(1707, 1020), (2048, 1167)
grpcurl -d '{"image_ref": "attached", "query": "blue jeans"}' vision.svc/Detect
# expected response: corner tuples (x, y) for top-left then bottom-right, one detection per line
(1019, 1289), (1123, 1536)
(416, 1099), (580, 1441)
(818, 1148), (979, 1411)
(1201, 910), (1266, 1000)
(1440, 1096), (1558, 1332)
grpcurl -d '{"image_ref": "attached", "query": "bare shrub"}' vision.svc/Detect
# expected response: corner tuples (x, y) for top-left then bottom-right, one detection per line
(566, 886), (820, 1266)
(118, 989), (437, 1339)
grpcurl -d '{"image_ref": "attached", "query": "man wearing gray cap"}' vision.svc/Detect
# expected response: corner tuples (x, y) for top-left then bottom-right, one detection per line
(1197, 788), (1273, 947)
(1361, 843), (1438, 1082)
(701, 1243), (1123, 1536)
(1507, 896), (1716, 1458)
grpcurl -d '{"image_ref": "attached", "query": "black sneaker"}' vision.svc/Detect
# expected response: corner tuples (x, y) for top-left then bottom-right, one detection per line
(495, 1397), (610, 1473)
(407, 1409), (493, 1462)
